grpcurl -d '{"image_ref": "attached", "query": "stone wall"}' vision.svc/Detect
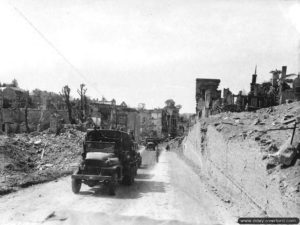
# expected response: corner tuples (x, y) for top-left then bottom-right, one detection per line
(180, 121), (297, 217)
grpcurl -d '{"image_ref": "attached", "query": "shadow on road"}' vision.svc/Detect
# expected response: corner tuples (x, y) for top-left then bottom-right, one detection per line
(139, 164), (154, 169)
(135, 173), (154, 179)
(78, 179), (166, 199)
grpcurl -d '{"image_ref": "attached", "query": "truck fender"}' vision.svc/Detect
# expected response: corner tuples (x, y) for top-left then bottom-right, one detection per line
(109, 165), (122, 179)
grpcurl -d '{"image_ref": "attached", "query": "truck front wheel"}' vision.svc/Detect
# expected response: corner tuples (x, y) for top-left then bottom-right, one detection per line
(108, 173), (117, 196)
(122, 169), (134, 185)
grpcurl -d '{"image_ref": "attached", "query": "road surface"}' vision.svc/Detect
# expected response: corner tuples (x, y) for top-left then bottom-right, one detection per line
(0, 149), (237, 225)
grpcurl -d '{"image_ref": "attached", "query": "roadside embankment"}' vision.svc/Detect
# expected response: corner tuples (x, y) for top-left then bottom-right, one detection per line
(172, 102), (300, 217)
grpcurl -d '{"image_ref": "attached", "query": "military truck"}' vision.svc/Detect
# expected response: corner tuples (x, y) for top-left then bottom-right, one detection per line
(71, 129), (142, 195)
(145, 137), (161, 151)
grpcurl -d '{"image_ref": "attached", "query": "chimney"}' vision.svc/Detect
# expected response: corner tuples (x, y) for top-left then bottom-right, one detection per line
(251, 65), (257, 84)
(252, 74), (257, 84)
(272, 72), (279, 86)
(250, 67), (257, 94)
(281, 66), (287, 79)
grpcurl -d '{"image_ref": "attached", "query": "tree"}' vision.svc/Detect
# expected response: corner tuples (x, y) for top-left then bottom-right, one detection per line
(176, 105), (182, 110)
(77, 84), (87, 122)
(12, 78), (18, 87)
(165, 99), (175, 107)
(60, 85), (75, 124)
(138, 103), (145, 110)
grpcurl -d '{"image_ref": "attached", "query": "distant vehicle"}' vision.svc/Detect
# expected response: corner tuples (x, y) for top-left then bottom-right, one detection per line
(145, 137), (162, 151)
(145, 138), (162, 146)
(166, 144), (170, 151)
(71, 129), (141, 195)
(146, 142), (156, 151)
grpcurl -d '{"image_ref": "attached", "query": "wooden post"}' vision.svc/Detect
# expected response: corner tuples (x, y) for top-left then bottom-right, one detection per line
(290, 122), (297, 145)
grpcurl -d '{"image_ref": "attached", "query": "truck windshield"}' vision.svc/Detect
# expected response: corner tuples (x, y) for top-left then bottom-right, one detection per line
(85, 141), (115, 153)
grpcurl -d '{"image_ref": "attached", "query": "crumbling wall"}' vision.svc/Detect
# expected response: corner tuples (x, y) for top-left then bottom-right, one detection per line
(0, 108), (69, 133)
(181, 121), (298, 217)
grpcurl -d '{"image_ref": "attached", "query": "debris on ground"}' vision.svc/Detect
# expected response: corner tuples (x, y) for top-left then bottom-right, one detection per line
(203, 101), (300, 215)
(0, 126), (84, 195)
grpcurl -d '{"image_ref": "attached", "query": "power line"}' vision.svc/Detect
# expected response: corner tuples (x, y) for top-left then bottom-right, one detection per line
(11, 3), (102, 96)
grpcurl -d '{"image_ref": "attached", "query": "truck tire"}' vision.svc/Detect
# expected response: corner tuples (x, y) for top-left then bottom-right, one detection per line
(130, 167), (135, 184)
(108, 174), (117, 196)
(72, 178), (81, 194)
(122, 175), (131, 185)
(122, 169), (134, 185)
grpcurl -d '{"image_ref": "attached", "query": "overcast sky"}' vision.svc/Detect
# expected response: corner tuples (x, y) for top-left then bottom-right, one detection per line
(0, 0), (299, 113)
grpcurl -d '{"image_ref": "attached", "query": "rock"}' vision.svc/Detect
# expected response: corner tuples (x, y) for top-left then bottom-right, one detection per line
(253, 119), (260, 125)
(5, 163), (15, 170)
(270, 139), (298, 167)
(282, 118), (296, 125)
(260, 139), (272, 145)
(272, 121), (280, 126)
(44, 164), (53, 167)
(34, 140), (42, 145)
(279, 145), (297, 166)
(283, 114), (294, 120)
(224, 199), (231, 203)
(266, 156), (279, 169)
(216, 125), (223, 132)
(266, 143), (278, 153)
(30, 131), (40, 136)
(242, 132), (247, 139)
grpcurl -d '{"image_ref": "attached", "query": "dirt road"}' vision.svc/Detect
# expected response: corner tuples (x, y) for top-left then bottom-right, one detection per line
(0, 149), (237, 225)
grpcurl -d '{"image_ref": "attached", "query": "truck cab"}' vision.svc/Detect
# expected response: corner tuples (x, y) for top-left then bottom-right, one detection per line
(71, 129), (141, 195)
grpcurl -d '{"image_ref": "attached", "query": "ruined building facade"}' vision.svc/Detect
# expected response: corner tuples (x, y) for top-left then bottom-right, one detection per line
(89, 98), (140, 140)
(162, 105), (179, 138)
(199, 66), (300, 116)
(195, 79), (221, 118)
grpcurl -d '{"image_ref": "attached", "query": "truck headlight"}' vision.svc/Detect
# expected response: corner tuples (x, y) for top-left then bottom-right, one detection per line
(79, 162), (85, 170)
(106, 159), (112, 166)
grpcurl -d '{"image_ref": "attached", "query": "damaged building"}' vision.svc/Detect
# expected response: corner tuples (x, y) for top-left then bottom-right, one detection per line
(0, 86), (70, 134)
(162, 100), (180, 138)
(199, 66), (300, 116)
(238, 66), (300, 111)
(89, 98), (141, 140)
(195, 78), (221, 118)
(138, 103), (182, 140)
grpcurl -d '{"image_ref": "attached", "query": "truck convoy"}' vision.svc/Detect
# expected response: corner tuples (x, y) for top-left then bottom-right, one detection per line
(71, 129), (142, 195)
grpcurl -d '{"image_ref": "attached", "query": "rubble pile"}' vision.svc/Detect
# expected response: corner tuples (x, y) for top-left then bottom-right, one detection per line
(0, 126), (84, 195)
(207, 102), (300, 167)
(204, 102), (300, 213)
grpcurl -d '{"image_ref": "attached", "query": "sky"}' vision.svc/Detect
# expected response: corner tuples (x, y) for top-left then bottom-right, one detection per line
(0, 0), (299, 113)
